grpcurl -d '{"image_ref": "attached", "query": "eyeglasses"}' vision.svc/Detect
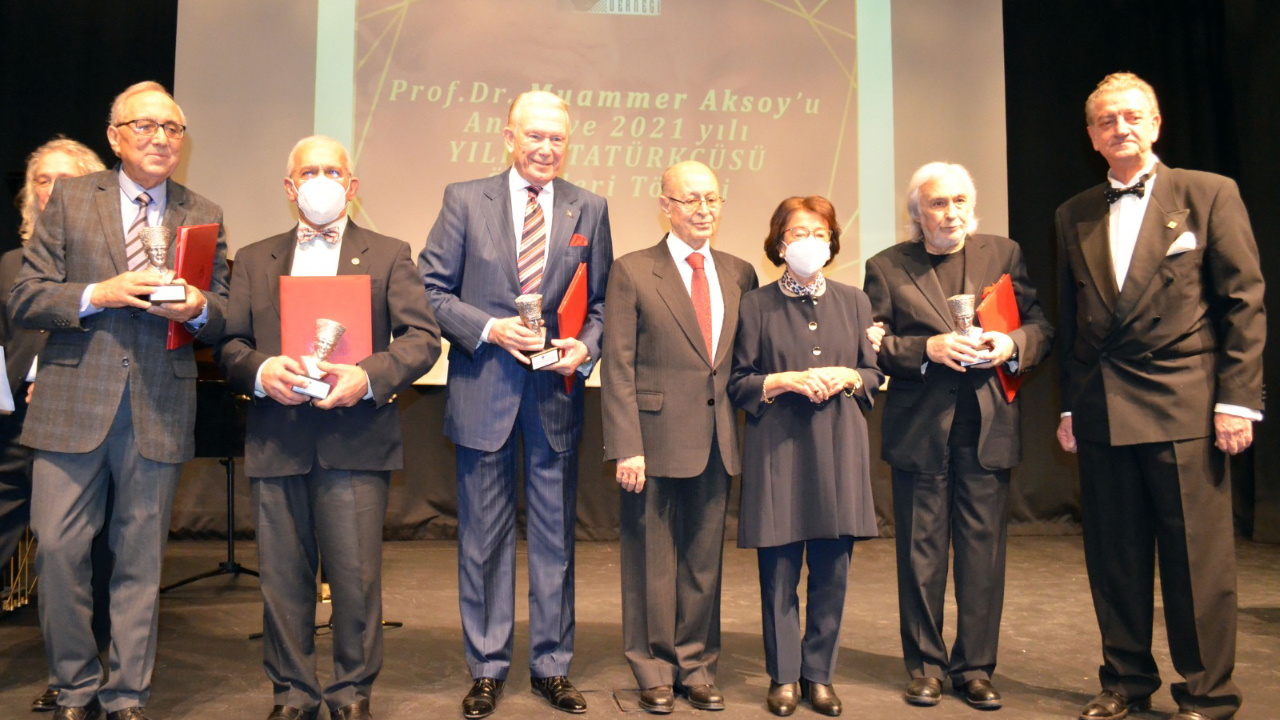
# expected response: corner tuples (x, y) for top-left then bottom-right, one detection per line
(783, 227), (830, 242)
(115, 119), (187, 139)
(664, 195), (724, 212)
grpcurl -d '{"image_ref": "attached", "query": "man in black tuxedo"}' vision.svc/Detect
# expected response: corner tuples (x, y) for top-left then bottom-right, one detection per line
(1056, 73), (1265, 720)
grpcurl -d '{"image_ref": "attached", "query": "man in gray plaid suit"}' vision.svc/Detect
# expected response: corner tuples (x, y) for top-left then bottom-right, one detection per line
(9, 81), (230, 720)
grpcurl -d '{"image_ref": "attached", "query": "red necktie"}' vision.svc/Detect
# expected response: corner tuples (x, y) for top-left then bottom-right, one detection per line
(518, 186), (547, 294)
(687, 252), (712, 356)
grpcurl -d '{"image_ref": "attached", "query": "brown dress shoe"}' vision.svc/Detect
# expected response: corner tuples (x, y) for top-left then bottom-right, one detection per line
(32, 687), (61, 712)
(956, 679), (1003, 710)
(905, 677), (943, 706)
(332, 699), (371, 720)
(51, 701), (100, 720)
(462, 678), (504, 720)
(676, 684), (725, 711)
(530, 676), (586, 714)
(638, 685), (674, 714)
(767, 681), (800, 717)
(105, 710), (151, 720)
(1171, 712), (1213, 720)
(1079, 690), (1152, 720)
(801, 679), (842, 716)
(265, 706), (318, 720)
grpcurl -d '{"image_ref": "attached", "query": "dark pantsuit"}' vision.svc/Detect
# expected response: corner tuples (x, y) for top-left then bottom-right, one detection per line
(31, 388), (179, 713)
(253, 467), (389, 713)
(892, 445), (1009, 685)
(619, 448), (730, 689)
(1078, 438), (1240, 719)
(756, 536), (854, 685)
(456, 380), (578, 681)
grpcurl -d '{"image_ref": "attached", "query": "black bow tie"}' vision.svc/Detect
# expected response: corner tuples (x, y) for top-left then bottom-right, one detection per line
(1104, 175), (1149, 204)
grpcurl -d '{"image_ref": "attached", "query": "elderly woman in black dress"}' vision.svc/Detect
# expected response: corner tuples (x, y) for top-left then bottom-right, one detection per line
(730, 196), (883, 717)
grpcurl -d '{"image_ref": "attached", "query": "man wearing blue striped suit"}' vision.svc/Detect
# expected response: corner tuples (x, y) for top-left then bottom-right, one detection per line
(419, 90), (613, 719)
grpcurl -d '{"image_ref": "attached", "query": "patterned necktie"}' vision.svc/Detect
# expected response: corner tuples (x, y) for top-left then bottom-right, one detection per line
(125, 192), (152, 271)
(297, 225), (340, 244)
(687, 252), (713, 356)
(518, 186), (547, 294)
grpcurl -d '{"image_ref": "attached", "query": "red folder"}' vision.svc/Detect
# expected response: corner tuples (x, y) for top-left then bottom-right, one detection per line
(280, 276), (373, 390)
(556, 262), (589, 394)
(166, 223), (221, 349)
(976, 273), (1022, 403)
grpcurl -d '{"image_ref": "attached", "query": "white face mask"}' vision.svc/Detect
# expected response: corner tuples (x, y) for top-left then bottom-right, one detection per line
(784, 237), (831, 278)
(294, 176), (349, 226)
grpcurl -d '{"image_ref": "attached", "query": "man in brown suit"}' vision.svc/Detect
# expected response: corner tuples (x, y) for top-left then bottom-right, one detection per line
(1056, 73), (1265, 720)
(601, 160), (758, 714)
(10, 82), (229, 720)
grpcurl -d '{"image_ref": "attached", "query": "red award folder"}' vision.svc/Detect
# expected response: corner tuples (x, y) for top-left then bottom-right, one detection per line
(280, 276), (373, 391)
(556, 262), (589, 394)
(165, 223), (221, 350)
(976, 273), (1022, 403)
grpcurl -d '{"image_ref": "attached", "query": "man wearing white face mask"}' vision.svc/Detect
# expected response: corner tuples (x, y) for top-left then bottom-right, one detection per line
(216, 136), (440, 720)
(863, 162), (1052, 711)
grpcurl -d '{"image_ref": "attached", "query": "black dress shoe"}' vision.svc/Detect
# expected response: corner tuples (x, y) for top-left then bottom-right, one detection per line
(105, 710), (151, 720)
(956, 679), (1002, 710)
(800, 679), (842, 716)
(33, 687), (61, 712)
(638, 686), (674, 714)
(530, 676), (586, 713)
(1172, 713), (1213, 720)
(265, 706), (318, 720)
(767, 681), (800, 717)
(905, 677), (943, 707)
(52, 701), (100, 720)
(333, 699), (372, 720)
(676, 684), (725, 711)
(1079, 690), (1152, 720)
(463, 678), (504, 719)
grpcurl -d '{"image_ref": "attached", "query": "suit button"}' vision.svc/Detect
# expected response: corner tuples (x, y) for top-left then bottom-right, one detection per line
(711, 370), (717, 376)
(812, 346), (822, 356)
(707, 398), (715, 406)
(122, 358), (130, 367)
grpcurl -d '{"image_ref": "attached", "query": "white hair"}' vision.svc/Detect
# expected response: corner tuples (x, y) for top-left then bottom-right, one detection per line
(904, 162), (979, 242)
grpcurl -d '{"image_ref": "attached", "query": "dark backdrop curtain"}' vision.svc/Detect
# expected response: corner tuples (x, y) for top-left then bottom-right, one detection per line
(1003, 0), (1280, 540)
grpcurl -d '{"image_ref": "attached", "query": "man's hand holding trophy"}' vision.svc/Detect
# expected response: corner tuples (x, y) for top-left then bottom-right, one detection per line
(292, 318), (346, 400)
(514, 293), (562, 371)
(137, 226), (186, 303)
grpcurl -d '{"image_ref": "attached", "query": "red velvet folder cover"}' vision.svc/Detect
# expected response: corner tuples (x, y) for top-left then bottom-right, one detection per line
(280, 276), (373, 390)
(556, 262), (589, 394)
(976, 273), (1022, 403)
(165, 223), (220, 350)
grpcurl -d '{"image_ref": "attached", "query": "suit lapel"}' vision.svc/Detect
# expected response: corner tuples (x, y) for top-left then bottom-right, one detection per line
(1076, 205), (1118, 312)
(902, 241), (953, 328)
(482, 170), (519, 289)
(711, 248), (742, 368)
(1113, 166), (1190, 321)
(267, 231), (297, 317)
(336, 222), (370, 275)
(962, 235), (996, 296)
(95, 175), (128, 274)
(653, 239), (712, 367)
(543, 178), (581, 294)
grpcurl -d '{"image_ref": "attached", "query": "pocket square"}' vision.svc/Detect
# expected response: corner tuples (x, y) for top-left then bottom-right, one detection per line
(570, 233), (589, 247)
(1166, 231), (1197, 256)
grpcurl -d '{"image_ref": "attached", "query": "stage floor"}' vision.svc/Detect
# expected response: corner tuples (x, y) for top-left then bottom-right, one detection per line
(2, 537), (1277, 719)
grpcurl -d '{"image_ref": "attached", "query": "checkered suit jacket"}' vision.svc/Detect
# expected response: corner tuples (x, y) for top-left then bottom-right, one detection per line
(9, 169), (230, 463)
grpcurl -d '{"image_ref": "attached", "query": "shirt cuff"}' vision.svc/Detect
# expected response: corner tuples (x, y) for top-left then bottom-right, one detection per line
(79, 284), (103, 317)
(362, 369), (374, 400)
(253, 362), (268, 398)
(478, 317), (496, 349)
(185, 301), (209, 331)
(1214, 403), (1263, 422)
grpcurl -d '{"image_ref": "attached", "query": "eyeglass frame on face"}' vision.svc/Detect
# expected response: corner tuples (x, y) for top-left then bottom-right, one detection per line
(781, 226), (831, 243)
(113, 119), (187, 139)
(663, 195), (725, 212)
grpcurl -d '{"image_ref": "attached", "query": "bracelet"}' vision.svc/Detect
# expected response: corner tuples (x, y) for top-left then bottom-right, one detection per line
(843, 371), (863, 397)
(762, 376), (775, 404)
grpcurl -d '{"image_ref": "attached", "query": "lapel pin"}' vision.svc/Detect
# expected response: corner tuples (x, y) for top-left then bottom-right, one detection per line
(352, 258), (360, 265)
(566, 210), (575, 218)
(1166, 221), (1178, 229)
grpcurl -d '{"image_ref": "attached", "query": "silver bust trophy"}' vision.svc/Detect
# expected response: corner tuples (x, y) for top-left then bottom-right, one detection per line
(293, 318), (346, 399)
(138, 226), (185, 303)
(946, 293), (986, 367)
(514, 293), (560, 371)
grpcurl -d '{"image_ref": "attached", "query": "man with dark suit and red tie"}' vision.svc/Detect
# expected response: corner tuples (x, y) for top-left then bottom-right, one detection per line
(216, 136), (440, 720)
(10, 81), (230, 720)
(601, 160), (758, 714)
(1056, 72), (1265, 720)
(419, 90), (613, 719)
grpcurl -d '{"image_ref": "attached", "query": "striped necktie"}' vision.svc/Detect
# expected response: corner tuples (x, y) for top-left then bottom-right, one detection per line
(517, 186), (547, 294)
(125, 192), (153, 272)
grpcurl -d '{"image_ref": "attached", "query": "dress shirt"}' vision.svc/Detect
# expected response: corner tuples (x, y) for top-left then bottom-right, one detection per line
(478, 171), (557, 347)
(666, 232), (724, 359)
(1107, 157), (1158, 292)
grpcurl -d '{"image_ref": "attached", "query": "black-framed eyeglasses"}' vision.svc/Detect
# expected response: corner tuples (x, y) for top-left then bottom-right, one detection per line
(115, 119), (187, 139)
(664, 195), (724, 212)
